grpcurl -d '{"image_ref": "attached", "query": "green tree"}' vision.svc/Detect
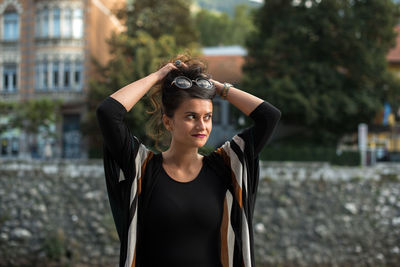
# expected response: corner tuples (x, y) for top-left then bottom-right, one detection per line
(243, 0), (400, 144)
(1, 99), (62, 137)
(0, 101), (17, 135)
(230, 4), (256, 46)
(11, 98), (62, 138)
(194, 4), (255, 46)
(194, 0), (261, 16)
(0, 98), (62, 156)
(195, 9), (231, 46)
(125, 0), (199, 47)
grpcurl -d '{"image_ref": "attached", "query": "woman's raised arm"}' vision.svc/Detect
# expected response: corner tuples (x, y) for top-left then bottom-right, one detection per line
(110, 63), (177, 112)
(210, 79), (265, 116)
(210, 79), (281, 154)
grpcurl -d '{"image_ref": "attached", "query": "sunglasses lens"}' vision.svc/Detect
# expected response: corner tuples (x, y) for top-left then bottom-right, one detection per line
(175, 77), (191, 89)
(196, 79), (213, 89)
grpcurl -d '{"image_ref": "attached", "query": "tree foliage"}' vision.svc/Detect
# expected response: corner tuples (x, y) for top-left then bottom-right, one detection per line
(242, 0), (400, 144)
(125, 0), (199, 47)
(0, 101), (17, 135)
(0, 98), (62, 157)
(1, 98), (62, 137)
(194, 0), (262, 16)
(194, 4), (255, 46)
(13, 98), (62, 136)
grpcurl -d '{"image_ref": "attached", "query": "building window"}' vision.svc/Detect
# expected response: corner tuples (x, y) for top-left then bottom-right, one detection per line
(3, 11), (19, 41)
(1, 138), (8, 155)
(63, 114), (81, 158)
(42, 8), (49, 37)
(72, 9), (83, 38)
(63, 9), (72, 37)
(53, 61), (59, 88)
(35, 7), (83, 39)
(74, 61), (82, 90)
(64, 61), (70, 88)
(53, 8), (61, 37)
(35, 63), (40, 89)
(43, 62), (48, 89)
(34, 60), (83, 91)
(11, 137), (19, 155)
(3, 64), (17, 92)
(35, 10), (41, 37)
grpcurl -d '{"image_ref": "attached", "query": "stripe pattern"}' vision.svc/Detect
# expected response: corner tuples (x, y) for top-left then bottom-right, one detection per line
(124, 134), (255, 267)
(216, 134), (252, 267)
(125, 143), (151, 267)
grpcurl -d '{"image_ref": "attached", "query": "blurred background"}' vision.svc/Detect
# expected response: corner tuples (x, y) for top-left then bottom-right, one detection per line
(0, 0), (399, 266)
(0, 0), (399, 163)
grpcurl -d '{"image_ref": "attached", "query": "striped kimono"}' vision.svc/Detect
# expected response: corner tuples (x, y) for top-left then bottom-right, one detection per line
(98, 97), (281, 267)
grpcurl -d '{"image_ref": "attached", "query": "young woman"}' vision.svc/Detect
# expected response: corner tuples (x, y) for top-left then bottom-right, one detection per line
(96, 56), (281, 267)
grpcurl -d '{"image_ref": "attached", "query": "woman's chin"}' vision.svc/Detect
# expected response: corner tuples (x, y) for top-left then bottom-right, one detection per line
(192, 138), (208, 148)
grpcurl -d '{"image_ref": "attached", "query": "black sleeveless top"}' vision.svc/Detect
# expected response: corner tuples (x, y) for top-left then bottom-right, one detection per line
(140, 155), (227, 267)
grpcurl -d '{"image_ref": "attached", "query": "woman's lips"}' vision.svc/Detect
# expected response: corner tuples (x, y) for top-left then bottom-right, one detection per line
(192, 134), (206, 138)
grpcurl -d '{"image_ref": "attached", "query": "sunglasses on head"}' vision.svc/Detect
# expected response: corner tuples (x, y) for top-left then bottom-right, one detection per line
(171, 76), (214, 90)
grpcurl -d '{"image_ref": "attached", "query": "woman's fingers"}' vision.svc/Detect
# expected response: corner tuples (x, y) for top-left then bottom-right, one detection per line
(163, 63), (177, 72)
(155, 63), (177, 81)
(210, 79), (224, 94)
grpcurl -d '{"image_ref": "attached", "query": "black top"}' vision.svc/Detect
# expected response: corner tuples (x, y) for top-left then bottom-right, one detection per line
(141, 155), (227, 266)
(96, 96), (282, 267)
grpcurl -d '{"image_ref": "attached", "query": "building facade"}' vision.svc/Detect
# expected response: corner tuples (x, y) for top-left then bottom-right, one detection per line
(0, 0), (125, 159)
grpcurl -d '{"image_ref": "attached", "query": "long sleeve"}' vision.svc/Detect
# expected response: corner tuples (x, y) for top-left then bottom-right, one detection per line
(248, 100), (281, 155)
(214, 100), (281, 267)
(97, 96), (152, 258)
(96, 96), (140, 182)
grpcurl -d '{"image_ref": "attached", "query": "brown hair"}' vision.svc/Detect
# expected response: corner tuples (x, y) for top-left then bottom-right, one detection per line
(146, 54), (216, 151)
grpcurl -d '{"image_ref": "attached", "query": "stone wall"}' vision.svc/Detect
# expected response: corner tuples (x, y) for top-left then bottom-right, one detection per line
(255, 162), (400, 267)
(0, 160), (399, 266)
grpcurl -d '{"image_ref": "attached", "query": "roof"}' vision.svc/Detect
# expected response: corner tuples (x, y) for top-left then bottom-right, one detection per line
(201, 46), (247, 84)
(202, 45), (247, 56)
(387, 25), (400, 63)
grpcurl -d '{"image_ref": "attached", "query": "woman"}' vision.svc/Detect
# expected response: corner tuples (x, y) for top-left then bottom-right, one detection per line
(96, 55), (281, 267)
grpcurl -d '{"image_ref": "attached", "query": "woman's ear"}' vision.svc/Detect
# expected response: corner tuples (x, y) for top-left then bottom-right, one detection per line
(162, 114), (173, 131)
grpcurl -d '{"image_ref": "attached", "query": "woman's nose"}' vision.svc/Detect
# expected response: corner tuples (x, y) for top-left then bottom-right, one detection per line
(196, 119), (206, 129)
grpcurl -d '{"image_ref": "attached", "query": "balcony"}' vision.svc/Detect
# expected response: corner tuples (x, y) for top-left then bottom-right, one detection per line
(0, 92), (19, 101)
(34, 37), (84, 47)
(33, 89), (86, 103)
(0, 40), (19, 51)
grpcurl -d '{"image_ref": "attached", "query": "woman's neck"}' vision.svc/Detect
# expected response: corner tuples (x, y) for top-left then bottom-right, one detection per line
(162, 143), (202, 168)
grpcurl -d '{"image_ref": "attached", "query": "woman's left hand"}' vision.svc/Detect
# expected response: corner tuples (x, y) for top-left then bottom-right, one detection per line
(210, 79), (224, 95)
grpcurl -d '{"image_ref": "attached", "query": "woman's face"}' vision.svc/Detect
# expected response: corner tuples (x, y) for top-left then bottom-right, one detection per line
(163, 98), (213, 149)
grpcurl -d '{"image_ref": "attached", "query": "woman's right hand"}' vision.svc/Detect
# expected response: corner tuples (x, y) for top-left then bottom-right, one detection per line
(154, 63), (178, 83)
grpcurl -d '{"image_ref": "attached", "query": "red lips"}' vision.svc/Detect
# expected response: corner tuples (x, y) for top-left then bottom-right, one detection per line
(192, 134), (207, 138)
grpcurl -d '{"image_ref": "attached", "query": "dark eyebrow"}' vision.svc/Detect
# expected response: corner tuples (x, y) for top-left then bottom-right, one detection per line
(184, 112), (213, 115)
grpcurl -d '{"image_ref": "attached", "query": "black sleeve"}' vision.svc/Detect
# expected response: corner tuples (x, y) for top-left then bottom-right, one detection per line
(248, 101), (281, 155)
(96, 96), (139, 179)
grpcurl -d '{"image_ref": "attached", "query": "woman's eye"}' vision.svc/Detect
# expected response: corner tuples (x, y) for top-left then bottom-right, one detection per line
(187, 115), (195, 119)
(205, 115), (212, 120)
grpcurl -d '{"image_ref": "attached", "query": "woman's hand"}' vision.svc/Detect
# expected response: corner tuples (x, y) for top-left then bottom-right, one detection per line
(154, 63), (178, 83)
(210, 79), (224, 95)
(110, 62), (178, 112)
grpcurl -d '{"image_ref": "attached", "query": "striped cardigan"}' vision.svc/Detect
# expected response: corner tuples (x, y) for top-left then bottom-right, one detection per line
(99, 99), (281, 267)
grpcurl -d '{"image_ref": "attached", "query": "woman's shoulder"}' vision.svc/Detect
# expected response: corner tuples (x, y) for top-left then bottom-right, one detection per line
(204, 150), (229, 168)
